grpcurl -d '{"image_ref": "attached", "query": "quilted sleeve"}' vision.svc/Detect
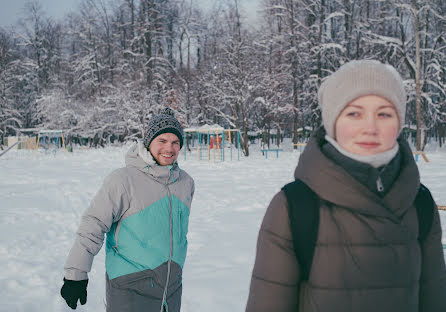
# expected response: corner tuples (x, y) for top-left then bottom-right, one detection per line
(64, 170), (129, 280)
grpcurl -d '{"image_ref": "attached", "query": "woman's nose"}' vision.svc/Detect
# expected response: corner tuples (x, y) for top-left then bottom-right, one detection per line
(362, 115), (378, 134)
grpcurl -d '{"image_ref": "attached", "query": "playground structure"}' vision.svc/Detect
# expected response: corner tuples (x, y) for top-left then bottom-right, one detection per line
(35, 130), (65, 149)
(261, 148), (283, 159)
(11, 129), (67, 154)
(35, 130), (66, 153)
(413, 151), (429, 163)
(183, 125), (242, 161)
(1, 129), (66, 157)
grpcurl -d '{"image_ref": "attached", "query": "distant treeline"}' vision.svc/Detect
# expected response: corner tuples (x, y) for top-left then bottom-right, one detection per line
(0, 0), (445, 153)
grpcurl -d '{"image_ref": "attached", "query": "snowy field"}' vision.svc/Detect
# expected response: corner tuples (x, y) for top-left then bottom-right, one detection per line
(1, 141), (445, 312)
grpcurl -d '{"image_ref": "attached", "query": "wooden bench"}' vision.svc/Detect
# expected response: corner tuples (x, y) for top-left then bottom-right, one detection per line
(261, 148), (283, 159)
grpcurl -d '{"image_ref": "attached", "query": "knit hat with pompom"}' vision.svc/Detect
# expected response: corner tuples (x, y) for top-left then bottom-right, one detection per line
(143, 108), (184, 149)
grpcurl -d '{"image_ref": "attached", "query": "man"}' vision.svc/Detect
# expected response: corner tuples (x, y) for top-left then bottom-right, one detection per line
(61, 108), (195, 312)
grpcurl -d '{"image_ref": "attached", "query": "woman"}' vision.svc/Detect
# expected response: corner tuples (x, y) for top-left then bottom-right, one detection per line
(245, 60), (446, 312)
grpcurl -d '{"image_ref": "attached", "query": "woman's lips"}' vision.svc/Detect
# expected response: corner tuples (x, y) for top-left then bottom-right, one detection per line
(356, 142), (380, 148)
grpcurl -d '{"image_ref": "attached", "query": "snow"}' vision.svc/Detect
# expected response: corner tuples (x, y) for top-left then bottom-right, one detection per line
(1, 141), (445, 312)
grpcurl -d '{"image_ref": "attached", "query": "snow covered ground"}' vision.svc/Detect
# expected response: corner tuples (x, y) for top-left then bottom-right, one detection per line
(1, 141), (445, 312)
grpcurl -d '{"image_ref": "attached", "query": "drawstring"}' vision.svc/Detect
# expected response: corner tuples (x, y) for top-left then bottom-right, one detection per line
(163, 301), (169, 312)
(169, 166), (176, 183)
(167, 166), (175, 183)
(160, 186), (173, 312)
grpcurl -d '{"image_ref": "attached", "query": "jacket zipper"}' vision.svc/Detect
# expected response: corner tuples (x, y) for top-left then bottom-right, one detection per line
(160, 168), (173, 312)
(376, 176), (384, 193)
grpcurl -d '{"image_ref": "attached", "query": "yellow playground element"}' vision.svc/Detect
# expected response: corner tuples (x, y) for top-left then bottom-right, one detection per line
(184, 125), (242, 162)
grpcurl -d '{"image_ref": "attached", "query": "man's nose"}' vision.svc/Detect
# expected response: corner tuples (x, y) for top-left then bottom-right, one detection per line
(166, 143), (175, 151)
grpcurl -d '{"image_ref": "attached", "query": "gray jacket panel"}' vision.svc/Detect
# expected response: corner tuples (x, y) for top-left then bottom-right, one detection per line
(105, 262), (183, 312)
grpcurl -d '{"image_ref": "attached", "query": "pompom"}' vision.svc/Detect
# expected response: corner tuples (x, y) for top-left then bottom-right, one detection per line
(161, 107), (174, 116)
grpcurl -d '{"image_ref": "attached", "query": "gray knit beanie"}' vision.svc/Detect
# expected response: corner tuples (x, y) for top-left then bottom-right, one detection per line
(318, 60), (406, 138)
(143, 108), (184, 149)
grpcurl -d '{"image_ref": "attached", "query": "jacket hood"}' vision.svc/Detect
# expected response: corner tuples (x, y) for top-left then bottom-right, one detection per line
(125, 141), (180, 184)
(294, 130), (420, 220)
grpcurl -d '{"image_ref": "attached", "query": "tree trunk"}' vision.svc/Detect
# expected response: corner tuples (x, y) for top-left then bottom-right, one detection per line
(439, 123), (444, 148)
(286, 0), (299, 149)
(167, 12), (175, 68)
(293, 110), (298, 148)
(317, 0), (326, 83)
(412, 0), (422, 151)
(343, 0), (351, 58)
(144, 0), (154, 86)
(241, 101), (249, 156)
(179, 31), (184, 71)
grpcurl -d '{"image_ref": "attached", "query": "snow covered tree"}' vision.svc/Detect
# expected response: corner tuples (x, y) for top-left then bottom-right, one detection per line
(1, 0), (445, 149)
(0, 29), (23, 145)
(207, 0), (259, 155)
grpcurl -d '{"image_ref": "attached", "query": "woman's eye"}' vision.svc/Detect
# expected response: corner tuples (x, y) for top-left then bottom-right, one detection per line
(378, 112), (393, 118)
(346, 112), (360, 117)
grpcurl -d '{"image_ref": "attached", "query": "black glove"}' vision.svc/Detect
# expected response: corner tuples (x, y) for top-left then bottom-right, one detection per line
(60, 278), (88, 310)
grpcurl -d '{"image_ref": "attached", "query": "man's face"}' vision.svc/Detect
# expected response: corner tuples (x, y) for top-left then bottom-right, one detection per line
(148, 132), (181, 165)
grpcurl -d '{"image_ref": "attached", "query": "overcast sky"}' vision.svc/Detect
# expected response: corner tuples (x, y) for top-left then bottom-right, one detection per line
(0, 0), (80, 26)
(0, 0), (261, 27)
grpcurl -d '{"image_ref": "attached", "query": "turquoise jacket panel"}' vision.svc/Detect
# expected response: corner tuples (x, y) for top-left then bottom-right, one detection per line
(105, 195), (190, 280)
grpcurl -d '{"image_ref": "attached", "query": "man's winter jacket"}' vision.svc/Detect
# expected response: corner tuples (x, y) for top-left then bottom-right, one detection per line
(64, 142), (194, 312)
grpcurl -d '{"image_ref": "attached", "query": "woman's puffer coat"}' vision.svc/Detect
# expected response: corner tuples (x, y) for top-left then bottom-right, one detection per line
(246, 135), (446, 312)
